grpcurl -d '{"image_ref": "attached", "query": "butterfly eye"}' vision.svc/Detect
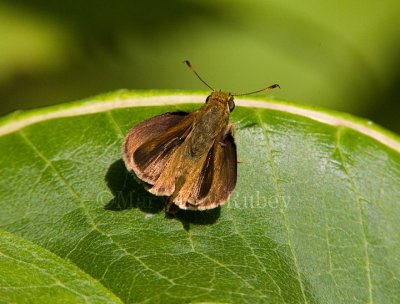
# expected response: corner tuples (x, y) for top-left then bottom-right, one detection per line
(228, 98), (235, 112)
(205, 95), (211, 103)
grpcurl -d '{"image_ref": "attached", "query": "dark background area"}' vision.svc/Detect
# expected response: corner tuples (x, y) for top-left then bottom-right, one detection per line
(0, 1), (399, 133)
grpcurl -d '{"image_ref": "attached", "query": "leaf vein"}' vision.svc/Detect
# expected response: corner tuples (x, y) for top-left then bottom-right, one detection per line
(194, 250), (267, 299)
(225, 210), (286, 302)
(335, 127), (374, 304)
(255, 109), (309, 304)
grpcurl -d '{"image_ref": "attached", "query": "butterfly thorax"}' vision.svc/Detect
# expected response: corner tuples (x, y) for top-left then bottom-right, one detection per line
(185, 93), (230, 158)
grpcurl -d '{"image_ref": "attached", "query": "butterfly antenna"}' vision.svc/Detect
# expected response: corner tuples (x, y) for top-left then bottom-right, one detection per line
(233, 84), (280, 96)
(183, 60), (215, 91)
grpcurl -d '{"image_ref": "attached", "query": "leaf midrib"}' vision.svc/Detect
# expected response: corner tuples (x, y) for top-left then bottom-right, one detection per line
(0, 91), (398, 152)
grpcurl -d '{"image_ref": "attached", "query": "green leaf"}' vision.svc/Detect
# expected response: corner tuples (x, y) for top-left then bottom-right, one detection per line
(0, 90), (399, 303)
(0, 230), (122, 304)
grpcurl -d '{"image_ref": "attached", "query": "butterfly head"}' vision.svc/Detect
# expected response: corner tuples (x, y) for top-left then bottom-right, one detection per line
(206, 91), (235, 113)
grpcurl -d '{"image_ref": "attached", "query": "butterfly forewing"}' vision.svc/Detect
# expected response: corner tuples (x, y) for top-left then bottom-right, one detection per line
(123, 111), (195, 184)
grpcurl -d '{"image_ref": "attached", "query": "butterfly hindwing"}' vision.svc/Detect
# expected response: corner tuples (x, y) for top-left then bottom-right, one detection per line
(172, 124), (237, 210)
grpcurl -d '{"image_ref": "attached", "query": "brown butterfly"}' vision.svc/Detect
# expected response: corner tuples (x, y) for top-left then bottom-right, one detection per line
(123, 61), (279, 211)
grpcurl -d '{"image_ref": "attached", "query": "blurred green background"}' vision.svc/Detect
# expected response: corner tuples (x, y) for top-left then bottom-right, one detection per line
(0, 1), (399, 133)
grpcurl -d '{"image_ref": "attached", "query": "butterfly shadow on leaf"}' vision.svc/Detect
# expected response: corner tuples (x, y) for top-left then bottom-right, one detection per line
(104, 159), (220, 228)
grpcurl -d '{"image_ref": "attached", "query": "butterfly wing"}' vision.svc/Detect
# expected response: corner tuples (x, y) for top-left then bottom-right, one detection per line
(123, 111), (195, 185)
(172, 124), (237, 210)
